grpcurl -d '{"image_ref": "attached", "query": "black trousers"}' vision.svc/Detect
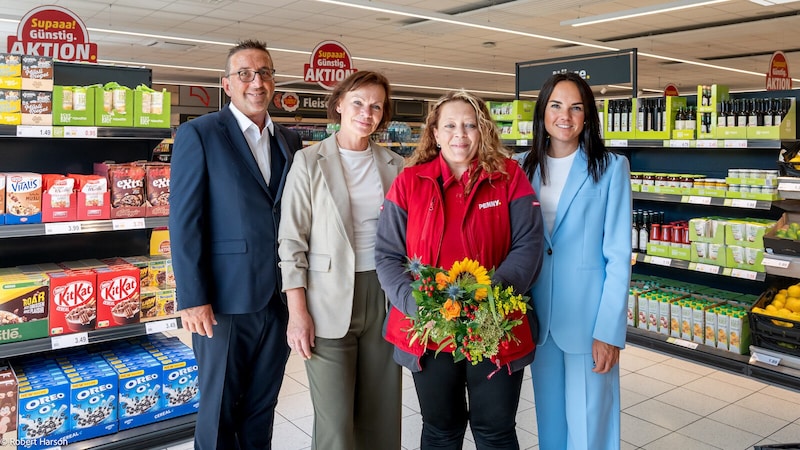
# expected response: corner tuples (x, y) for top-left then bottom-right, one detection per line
(412, 351), (524, 450)
(192, 298), (290, 450)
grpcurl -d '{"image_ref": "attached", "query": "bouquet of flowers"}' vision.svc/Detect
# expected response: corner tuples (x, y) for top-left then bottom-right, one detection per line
(405, 256), (530, 365)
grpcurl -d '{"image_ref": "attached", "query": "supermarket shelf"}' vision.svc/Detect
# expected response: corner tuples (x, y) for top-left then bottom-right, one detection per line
(0, 317), (181, 359)
(632, 252), (767, 282)
(0, 125), (170, 140)
(606, 139), (784, 149)
(63, 413), (195, 450)
(0, 217), (169, 239)
(762, 253), (800, 278)
(626, 327), (799, 389)
(632, 191), (773, 210)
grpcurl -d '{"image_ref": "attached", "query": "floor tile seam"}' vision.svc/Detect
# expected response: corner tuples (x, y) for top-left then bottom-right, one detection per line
(672, 415), (768, 446)
(733, 391), (800, 423)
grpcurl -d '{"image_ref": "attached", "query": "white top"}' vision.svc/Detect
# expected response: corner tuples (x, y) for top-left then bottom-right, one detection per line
(338, 147), (383, 272)
(229, 103), (275, 183)
(539, 150), (578, 234)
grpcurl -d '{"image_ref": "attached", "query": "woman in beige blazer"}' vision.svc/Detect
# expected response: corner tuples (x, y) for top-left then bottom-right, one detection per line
(278, 71), (404, 450)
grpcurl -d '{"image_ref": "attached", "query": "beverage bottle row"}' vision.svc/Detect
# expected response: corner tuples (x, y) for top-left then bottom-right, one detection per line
(607, 99), (633, 133)
(717, 98), (790, 128)
(673, 107), (697, 131)
(637, 98), (667, 132)
(633, 209), (665, 253)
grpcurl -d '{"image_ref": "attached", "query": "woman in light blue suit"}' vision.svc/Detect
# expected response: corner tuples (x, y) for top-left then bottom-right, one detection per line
(521, 72), (632, 450)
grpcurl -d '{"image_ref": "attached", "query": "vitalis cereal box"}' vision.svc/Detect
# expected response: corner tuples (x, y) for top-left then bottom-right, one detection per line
(48, 271), (96, 336)
(94, 265), (140, 329)
(5, 172), (42, 225)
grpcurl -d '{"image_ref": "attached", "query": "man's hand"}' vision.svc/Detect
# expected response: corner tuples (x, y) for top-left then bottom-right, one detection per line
(180, 305), (217, 338)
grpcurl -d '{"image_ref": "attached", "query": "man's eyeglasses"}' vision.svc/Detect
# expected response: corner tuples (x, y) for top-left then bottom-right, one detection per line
(227, 68), (276, 83)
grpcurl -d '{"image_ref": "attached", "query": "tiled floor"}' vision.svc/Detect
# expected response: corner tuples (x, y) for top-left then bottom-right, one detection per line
(162, 330), (800, 450)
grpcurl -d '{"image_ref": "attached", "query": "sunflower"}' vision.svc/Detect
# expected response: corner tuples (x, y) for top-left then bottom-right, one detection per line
(447, 258), (491, 300)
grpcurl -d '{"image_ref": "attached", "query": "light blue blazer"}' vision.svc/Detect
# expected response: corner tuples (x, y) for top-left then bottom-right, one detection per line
(531, 149), (632, 354)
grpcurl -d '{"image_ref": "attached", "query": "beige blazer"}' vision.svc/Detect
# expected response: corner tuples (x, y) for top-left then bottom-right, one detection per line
(278, 134), (404, 339)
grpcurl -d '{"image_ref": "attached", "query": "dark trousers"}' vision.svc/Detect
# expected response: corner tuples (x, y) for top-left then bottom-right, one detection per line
(412, 352), (524, 450)
(192, 298), (290, 450)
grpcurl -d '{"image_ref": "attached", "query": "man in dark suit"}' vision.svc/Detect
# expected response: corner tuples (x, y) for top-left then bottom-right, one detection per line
(169, 39), (302, 450)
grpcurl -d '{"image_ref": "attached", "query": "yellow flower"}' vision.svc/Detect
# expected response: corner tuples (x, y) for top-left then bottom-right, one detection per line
(435, 272), (450, 290)
(448, 258), (491, 300)
(440, 299), (462, 321)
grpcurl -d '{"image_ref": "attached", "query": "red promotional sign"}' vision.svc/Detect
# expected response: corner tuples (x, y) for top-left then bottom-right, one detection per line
(7, 6), (98, 62)
(766, 51), (791, 91)
(663, 83), (680, 96)
(304, 41), (357, 90)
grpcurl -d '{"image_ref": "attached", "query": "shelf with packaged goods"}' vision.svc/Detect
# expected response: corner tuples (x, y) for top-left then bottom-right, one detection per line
(632, 191), (773, 210)
(60, 413), (195, 450)
(632, 252), (767, 282)
(626, 327), (800, 389)
(0, 125), (171, 140)
(0, 217), (169, 239)
(0, 317), (181, 359)
(606, 139), (785, 150)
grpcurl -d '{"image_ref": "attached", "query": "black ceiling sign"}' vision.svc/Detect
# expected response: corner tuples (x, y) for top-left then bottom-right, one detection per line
(516, 49), (637, 94)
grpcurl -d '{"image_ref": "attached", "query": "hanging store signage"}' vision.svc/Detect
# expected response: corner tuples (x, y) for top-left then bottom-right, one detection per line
(664, 84), (679, 96)
(766, 51), (792, 91)
(304, 40), (357, 90)
(269, 91), (328, 118)
(7, 6), (98, 62)
(516, 49), (636, 93)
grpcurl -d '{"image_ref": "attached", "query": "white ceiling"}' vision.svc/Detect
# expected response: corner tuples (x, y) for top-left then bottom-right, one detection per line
(1, 0), (799, 100)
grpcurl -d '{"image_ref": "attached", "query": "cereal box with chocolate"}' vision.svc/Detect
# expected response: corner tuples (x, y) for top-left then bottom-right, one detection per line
(62, 357), (118, 443)
(71, 174), (109, 221)
(42, 175), (76, 223)
(20, 90), (52, 126)
(21, 55), (53, 91)
(103, 350), (163, 431)
(5, 172), (41, 224)
(48, 270), (96, 336)
(0, 90), (21, 125)
(101, 163), (146, 219)
(95, 265), (140, 329)
(0, 54), (21, 77)
(0, 273), (49, 344)
(0, 362), (18, 448)
(145, 163), (170, 216)
(16, 366), (70, 448)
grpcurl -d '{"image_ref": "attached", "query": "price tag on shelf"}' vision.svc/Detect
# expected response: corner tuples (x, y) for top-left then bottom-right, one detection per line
(666, 337), (699, 349)
(669, 140), (691, 148)
(729, 198), (758, 209)
(687, 196), (712, 205)
(648, 256), (672, 267)
(51, 332), (89, 350)
(761, 257), (790, 269)
(45, 221), (82, 235)
(723, 139), (747, 148)
(145, 318), (179, 335)
(778, 182), (800, 192)
(751, 351), (781, 366)
(16, 125), (53, 138)
(693, 263), (721, 275)
(609, 139), (628, 147)
(515, 140), (529, 146)
(696, 140), (719, 148)
(112, 218), (146, 231)
(730, 268), (758, 280)
(63, 126), (98, 138)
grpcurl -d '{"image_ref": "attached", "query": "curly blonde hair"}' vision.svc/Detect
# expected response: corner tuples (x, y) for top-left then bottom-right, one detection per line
(408, 90), (511, 194)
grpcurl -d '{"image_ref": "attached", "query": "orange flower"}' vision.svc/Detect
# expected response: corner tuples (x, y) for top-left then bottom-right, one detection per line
(435, 272), (449, 290)
(440, 299), (462, 321)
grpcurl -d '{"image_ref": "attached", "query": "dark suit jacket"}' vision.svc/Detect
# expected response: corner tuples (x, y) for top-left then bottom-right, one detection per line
(169, 104), (302, 314)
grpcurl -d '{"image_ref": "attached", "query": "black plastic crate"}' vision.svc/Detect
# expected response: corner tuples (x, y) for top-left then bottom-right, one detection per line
(754, 445), (800, 449)
(749, 290), (800, 357)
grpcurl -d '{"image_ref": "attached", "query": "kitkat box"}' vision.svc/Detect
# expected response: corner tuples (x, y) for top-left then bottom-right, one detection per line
(95, 265), (140, 329)
(48, 270), (96, 335)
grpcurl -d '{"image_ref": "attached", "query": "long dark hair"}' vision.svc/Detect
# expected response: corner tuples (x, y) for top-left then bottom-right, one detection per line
(522, 72), (609, 184)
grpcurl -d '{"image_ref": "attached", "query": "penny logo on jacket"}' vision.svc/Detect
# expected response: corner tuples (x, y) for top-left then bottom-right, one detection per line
(478, 200), (502, 210)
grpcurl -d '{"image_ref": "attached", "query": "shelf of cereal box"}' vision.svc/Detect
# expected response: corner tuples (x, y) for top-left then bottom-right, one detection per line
(632, 252), (767, 282)
(58, 410), (195, 450)
(0, 125), (170, 140)
(0, 217), (169, 239)
(0, 317), (181, 359)
(632, 191), (773, 210)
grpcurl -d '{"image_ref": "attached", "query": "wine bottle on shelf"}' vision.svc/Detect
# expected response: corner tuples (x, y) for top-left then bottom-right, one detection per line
(607, 100), (616, 133)
(613, 100), (622, 132)
(686, 107), (696, 132)
(717, 102), (727, 128)
(637, 100), (645, 132)
(632, 211), (640, 253)
(674, 107), (685, 131)
(659, 99), (666, 132)
(737, 99), (748, 127)
(621, 99), (630, 132)
(764, 99), (775, 127)
(638, 212), (650, 253)
(748, 99), (758, 127)
(726, 100), (737, 127)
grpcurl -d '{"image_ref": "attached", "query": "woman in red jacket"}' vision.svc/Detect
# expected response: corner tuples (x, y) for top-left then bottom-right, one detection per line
(375, 90), (544, 449)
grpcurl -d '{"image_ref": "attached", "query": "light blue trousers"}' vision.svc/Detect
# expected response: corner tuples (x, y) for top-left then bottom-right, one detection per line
(530, 336), (621, 450)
